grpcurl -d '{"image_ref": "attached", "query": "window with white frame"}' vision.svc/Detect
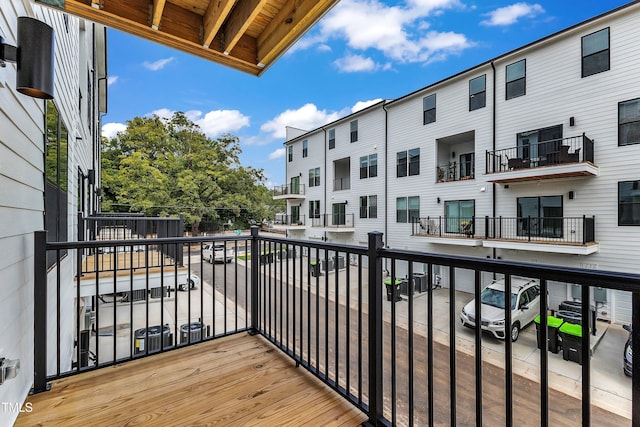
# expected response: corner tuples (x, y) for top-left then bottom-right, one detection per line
(619, 181), (640, 225)
(309, 200), (321, 219)
(397, 149), (419, 177)
(302, 140), (308, 157)
(288, 145), (293, 162)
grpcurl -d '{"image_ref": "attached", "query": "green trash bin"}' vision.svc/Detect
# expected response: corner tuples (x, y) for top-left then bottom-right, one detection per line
(534, 315), (564, 354)
(384, 279), (402, 302)
(310, 261), (320, 277)
(559, 322), (583, 364)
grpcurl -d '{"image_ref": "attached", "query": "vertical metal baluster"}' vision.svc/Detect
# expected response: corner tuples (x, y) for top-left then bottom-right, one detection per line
(391, 259), (397, 426)
(427, 263), (434, 427)
(540, 279), (549, 427)
(581, 284), (591, 427)
(474, 269), (483, 426)
(504, 274), (513, 426)
(449, 265), (456, 426)
(408, 261), (414, 426)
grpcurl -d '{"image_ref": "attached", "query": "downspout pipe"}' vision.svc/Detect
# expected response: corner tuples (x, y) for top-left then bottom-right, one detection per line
(491, 61), (497, 260)
(382, 102), (389, 247)
(323, 128), (327, 242)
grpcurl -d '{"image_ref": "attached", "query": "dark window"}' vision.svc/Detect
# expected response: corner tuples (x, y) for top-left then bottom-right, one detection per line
(619, 181), (640, 225)
(469, 75), (486, 111)
(396, 197), (407, 223)
(308, 167), (320, 187)
(359, 154), (377, 179)
(45, 100), (69, 267)
(369, 154), (377, 177)
(309, 200), (320, 219)
(408, 148), (420, 176)
(444, 200), (475, 233)
(582, 28), (609, 78)
(459, 153), (474, 179)
(302, 140), (308, 158)
(290, 176), (300, 194)
(288, 146), (293, 162)
(517, 196), (563, 237)
(350, 120), (358, 143)
(619, 98), (640, 146)
(408, 196), (419, 222)
(328, 129), (335, 149)
(423, 94), (436, 124)
(291, 205), (300, 224)
(360, 195), (378, 219)
(332, 203), (347, 225)
(397, 151), (407, 177)
(506, 59), (526, 100)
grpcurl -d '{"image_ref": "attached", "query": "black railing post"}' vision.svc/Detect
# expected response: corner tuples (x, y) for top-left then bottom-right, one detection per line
(365, 231), (384, 426)
(485, 216), (489, 239)
(77, 212), (84, 242)
(249, 225), (260, 335)
(632, 292), (640, 427)
(32, 230), (50, 394)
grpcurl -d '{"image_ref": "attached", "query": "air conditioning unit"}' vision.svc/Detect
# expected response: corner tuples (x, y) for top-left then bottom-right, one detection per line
(121, 289), (147, 303)
(84, 310), (95, 330)
(150, 286), (168, 299)
(179, 322), (210, 344)
(134, 325), (173, 354)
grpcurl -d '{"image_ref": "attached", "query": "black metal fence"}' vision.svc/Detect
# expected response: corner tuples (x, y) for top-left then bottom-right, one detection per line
(33, 227), (640, 426)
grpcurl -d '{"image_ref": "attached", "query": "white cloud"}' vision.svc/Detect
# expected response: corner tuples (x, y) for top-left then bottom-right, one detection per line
(107, 76), (118, 86)
(480, 3), (544, 27)
(301, 0), (470, 67)
(334, 54), (378, 72)
(148, 108), (250, 137)
(269, 148), (286, 160)
(143, 57), (175, 71)
(101, 122), (127, 139)
(261, 103), (343, 139)
(351, 99), (383, 113)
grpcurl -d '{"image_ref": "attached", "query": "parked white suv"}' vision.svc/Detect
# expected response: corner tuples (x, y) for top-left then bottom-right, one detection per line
(460, 277), (541, 342)
(202, 243), (234, 263)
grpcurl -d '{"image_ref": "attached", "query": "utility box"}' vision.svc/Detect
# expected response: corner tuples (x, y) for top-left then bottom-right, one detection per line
(134, 325), (173, 354)
(180, 322), (210, 344)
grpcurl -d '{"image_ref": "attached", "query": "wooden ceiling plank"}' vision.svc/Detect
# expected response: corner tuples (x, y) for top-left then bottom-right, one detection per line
(63, 0), (261, 75)
(223, 0), (268, 55)
(202, 0), (236, 48)
(151, 0), (167, 30)
(257, 0), (338, 67)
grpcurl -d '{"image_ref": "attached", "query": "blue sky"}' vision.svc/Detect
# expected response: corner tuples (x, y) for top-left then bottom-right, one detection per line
(102, 0), (630, 186)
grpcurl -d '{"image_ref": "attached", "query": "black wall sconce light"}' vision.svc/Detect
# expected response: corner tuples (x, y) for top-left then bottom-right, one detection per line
(569, 117), (575, 126)
(437, 197), (441, 204)
(451, 151), (455, 158)
(0, 17), (55, 99)
(569, 191), (575, 199)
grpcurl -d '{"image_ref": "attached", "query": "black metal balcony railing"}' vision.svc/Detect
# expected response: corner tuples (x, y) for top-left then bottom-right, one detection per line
(435, 162), (475, 183)
(311, 213), (354, 228)
(413, 216), (477, 237)
(485, 216), (596, 245)
(333, 177), (351, 191)
(274, 214), (306, 226)
(33, 227), (640, 426)
(273, 183), (306, 197)
(486, 134), (595, 174)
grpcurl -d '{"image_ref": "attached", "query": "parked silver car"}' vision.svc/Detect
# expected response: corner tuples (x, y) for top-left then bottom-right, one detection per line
(460, 277), (541, 341)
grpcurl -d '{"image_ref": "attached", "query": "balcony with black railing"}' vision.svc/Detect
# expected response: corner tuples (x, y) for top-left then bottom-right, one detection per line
(484, 215), (598, 255)
(24, 227), (640, 426)
(486, 134), (598, 183)
(412, 216), (483, 246)
(272, 183), (306, 199)
(311, 213), (355, 231)
(272, 214), (306, 229)
(435, 162), (475, 183)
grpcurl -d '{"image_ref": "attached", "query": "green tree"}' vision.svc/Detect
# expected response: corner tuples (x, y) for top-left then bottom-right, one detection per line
(101, 112), (276, 233)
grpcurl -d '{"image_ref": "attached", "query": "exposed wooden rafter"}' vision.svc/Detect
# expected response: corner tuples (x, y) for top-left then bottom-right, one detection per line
(53, 0), (340, 76)
(202, 0), (235, 49)
(151, 0), (166, 30)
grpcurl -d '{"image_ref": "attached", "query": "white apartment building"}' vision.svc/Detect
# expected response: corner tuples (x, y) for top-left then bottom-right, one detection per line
(0, 0), (106, 422)
(276, 1), (640, 325)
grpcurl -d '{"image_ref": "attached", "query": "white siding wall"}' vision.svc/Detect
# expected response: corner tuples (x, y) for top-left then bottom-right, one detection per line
(0, 2), (102, 423)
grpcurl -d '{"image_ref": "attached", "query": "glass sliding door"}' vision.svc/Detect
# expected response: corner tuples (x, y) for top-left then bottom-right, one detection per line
(445, 200), (475, 233)
(332, 203), (346, 226)
(517, 196), (563, 238)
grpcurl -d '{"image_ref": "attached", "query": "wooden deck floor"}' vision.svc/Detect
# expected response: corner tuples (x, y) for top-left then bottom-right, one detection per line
(17, 333), (367, 427)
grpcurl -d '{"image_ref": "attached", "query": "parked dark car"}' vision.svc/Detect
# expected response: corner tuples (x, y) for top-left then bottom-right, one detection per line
(624, 324), (632, 377)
